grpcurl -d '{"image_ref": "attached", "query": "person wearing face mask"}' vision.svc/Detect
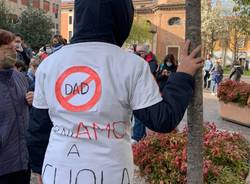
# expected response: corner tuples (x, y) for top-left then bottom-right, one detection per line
(0, 29), (31, 184)
(156, 54), (178, 92)
(136, 44), (158, 76)
(15, 33), (33, 67)
(27, 1), (204, 183)
(27, 57), (41, 91)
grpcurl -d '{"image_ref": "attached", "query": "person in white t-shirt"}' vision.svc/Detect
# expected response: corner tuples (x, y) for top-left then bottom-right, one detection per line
(28, 0), (204, 183)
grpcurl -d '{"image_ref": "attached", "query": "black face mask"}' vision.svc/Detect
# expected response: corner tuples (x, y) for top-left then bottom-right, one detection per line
(71, 0), (134, 47)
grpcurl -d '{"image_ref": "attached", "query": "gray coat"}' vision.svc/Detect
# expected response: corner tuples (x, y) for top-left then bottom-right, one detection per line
(0, 69), (29, 176)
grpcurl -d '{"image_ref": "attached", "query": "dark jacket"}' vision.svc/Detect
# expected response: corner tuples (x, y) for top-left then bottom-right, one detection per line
(17, 47), (32, 67)
(26, 108), (53, 174)
(0, 69), (29, 176)
(145, 52), (158, 75)
(28, 0), (194, 174)
(229, 65), (244, 81)
(156, 63), (178, 91)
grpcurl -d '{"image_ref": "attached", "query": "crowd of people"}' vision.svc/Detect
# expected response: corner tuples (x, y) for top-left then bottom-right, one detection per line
(203, 54), (245, 96)
(128, 44), (179, 143)
(0, 29), (246, 184)
(0, 29), (68, 184)
(0, 0), (203, 183)
(0, 23), (202, 184)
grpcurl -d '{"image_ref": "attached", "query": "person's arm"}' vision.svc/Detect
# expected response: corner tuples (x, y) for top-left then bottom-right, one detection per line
(132, 40), (203, 133)
(27, 108), (53, 174)
(156, 70), (168, 81)
(134, 72), (194, 133)
(149, 61), (158, 76)
(209, 61), (213, 71)
(27, 62), (52, 174)
(20, 48), (31, 66)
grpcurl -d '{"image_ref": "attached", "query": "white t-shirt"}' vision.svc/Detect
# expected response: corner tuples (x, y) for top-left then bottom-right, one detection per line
(33, 42), (162, 184)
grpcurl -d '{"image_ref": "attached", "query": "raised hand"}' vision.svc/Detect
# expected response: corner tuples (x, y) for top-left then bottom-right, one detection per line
(177, 40), (204, 76)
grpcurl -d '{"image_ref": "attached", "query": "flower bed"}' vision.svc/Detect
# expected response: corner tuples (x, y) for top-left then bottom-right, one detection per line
(133, 123), (250, 184)
(217, 80), (250, 126)
(218, 80), (250, 107)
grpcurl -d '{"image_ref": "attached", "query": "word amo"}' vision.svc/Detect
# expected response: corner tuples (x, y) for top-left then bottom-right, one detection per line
(53, 121), (128, 140)
(42, 164), (131, 184)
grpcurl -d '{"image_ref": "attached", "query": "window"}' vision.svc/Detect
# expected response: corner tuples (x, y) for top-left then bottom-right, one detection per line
(33, 0), (40, 9)
(21, 0), (28, 6)
(168, 17), (181, 26)
(43, 0), (50, 12)
(9, 14), (18, 24)
(238, 37), (247, 48)
(69, 31), (73, 39)
(55, 4), (59, 19)
(69, 16), (72, 25)
(53, 3), (56, 13)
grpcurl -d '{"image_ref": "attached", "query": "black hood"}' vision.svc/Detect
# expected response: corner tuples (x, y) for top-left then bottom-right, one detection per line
(70, 0), (134, 47)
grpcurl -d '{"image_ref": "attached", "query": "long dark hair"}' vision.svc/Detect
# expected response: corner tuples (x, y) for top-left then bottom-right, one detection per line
(163, 54), (177, 66)
(51, 35), (67, 46)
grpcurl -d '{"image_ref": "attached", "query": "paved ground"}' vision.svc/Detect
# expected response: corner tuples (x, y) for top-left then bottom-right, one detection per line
(180, 90), (250, 142)
(134, 90), (250, 183)
(225, 75), (250, 84)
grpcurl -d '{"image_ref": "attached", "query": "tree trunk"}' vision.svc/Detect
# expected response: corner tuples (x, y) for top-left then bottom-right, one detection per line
(233, 27), (238, 64)
(211, 31), (214, 56)
(186, 1), (204, 184)
(222, 46), (227, 67)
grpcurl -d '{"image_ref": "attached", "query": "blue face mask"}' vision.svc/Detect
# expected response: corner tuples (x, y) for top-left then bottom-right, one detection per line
(166, 62), (173, 67)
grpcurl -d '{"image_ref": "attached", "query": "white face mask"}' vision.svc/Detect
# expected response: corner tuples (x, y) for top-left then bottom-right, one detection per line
(46, 47), (53, 54)
(166, 62), (173, 67)
(15, 43), (23, 51)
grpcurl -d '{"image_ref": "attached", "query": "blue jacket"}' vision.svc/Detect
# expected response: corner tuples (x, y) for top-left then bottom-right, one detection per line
(0, 69), (29, 176)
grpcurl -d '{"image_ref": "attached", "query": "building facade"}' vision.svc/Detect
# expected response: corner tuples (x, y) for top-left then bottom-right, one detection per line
(60, 2), (74, 42)
(134, 0), (186, 61)
(60, 0), (185, 61)
(6, 0), (61, 34)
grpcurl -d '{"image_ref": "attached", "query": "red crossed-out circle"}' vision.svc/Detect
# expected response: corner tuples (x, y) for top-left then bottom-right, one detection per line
(55, 66), (101, 112)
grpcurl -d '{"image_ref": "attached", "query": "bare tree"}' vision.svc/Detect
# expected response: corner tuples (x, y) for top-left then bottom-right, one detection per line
(186, 0), (204, 184)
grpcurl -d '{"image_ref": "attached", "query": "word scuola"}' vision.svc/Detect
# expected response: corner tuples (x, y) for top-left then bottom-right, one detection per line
(53, 121), (128, 140)
(42, 164), (131, 184)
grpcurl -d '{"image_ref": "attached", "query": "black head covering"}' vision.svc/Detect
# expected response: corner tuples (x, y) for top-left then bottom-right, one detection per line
(70, 0), (134, 47)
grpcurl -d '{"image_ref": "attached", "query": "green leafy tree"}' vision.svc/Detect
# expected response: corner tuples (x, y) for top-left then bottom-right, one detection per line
(126, 18), (152, 45)
(0, 0), (14, 31)
(15, 7), (54, 49)
(201, 0), (226, 56)
(233, 0), (250, 17)
(228, 16), (249, 63)
(230, 0), (250, 62)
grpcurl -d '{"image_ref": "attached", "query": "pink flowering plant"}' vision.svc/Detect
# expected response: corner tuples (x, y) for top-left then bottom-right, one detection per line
(133, 123), (250, 184)
(217, 80), (250, 107)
